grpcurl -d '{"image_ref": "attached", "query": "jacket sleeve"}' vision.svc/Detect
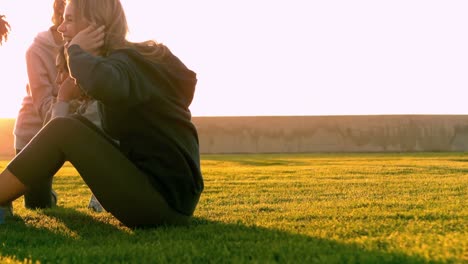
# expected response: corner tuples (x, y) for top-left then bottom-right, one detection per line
(25, 48), (58, 121)
(66, 45), (149, 107)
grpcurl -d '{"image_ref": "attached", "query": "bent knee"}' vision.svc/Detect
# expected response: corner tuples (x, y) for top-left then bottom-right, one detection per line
(42, 117), (87, 136)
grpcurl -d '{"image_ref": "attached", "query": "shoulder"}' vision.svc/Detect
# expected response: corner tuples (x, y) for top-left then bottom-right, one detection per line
(26, 30), (54, 55)
(107, 48), (155, 71)
(108, 48), (143, 62)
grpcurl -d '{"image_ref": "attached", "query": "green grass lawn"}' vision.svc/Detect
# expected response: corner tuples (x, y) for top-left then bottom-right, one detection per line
(0, 153), (466, 263)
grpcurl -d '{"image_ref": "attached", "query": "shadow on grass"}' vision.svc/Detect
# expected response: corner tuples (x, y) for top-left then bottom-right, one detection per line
(204, 155), (310, 167)
(0, 209), (440, 263)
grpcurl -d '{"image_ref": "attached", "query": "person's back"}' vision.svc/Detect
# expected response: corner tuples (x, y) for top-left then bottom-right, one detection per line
(73, 46), (203, 215)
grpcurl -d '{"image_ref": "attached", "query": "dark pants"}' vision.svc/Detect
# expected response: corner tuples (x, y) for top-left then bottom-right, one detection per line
(16, 149), (55, 209)
(7, 116), (189, 228)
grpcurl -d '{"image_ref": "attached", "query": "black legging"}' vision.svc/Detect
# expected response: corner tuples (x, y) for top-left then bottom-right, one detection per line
(16, 115), (109, 209)
(16, 148), (55, 209)
(7, 116), (189, 228)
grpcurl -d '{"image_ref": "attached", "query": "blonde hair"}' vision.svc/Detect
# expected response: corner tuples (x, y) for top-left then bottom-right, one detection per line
(68, 0), (169, 62)
(0, 15), (10, 45)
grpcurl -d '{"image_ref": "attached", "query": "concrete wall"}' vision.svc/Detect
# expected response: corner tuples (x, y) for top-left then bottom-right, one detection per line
(0, 119), (15, 158)
(2, 115), (468, 157)
(194, 115), (468, 153)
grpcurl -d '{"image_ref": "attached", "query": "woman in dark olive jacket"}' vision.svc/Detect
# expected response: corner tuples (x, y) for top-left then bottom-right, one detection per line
(0, 0), (203, 228)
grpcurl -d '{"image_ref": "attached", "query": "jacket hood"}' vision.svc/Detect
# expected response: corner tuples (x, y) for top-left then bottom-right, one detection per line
(120, 48), (198, 108)
(164, 52), (198, 107)
(31, 29), (62, 51)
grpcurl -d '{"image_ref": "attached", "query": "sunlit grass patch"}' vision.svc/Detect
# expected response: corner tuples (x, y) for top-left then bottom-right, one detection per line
(1, 153), (467, 263)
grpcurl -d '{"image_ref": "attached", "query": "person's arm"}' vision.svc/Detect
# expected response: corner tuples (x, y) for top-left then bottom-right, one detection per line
(50, 101), (70, 119)
(65, 26), (151, 107)
(53, 74), (82, 113)
(66, 44), (154, 109)
(25, 48), (59, 121)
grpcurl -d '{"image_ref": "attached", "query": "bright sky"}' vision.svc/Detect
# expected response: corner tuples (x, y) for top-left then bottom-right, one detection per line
(1, 0), (467, 118)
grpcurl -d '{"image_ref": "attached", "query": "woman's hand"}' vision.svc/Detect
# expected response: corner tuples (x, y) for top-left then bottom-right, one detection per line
(57, 76), (82, 102)
(67, 25), (105, 56)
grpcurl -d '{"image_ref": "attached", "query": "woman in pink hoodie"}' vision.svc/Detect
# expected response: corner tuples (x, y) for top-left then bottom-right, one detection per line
(11, 0), (103, 213)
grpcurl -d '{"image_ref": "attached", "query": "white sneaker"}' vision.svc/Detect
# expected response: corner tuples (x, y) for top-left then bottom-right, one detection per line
(88, 195), (104, 213)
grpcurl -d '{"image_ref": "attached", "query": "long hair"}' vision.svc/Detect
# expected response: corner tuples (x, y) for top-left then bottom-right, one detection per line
(52, 0), (67, 29)
(68, 0), (169, 63)
(0, 15), (10, 45)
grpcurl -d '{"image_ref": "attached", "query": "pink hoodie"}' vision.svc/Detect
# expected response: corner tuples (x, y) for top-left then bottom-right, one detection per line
(14, 29), (61, 149)
(13, 28), (102, 149)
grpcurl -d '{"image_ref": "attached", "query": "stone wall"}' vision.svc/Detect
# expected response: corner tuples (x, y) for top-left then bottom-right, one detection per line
(2, 115), (468, 157)
(0, 119), (15, 158)
(194, 115), (468, 153)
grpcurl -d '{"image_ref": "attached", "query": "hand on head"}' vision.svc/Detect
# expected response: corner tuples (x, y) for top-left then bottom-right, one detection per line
(67, 25), (105, 56)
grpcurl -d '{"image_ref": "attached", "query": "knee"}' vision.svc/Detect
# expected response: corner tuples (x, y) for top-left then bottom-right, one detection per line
(42, 117), (82, 135)
(45, 116), (74, 127)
